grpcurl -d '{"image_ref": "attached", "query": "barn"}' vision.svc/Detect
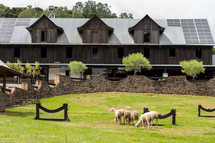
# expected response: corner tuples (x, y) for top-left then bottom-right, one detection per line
(0, 14), (214, 81)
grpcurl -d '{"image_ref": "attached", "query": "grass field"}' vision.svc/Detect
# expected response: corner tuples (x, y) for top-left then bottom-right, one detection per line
(0, 92), (215, 143)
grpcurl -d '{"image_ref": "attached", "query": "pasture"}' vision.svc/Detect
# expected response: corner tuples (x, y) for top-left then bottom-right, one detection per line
(0, 92), (215, 142)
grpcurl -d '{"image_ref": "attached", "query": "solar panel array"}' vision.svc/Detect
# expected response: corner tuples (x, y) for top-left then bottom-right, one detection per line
(167, 19), (181, 26)
(0, 18), (30, 43)
(194, 19), (214, 44)
(167, 19), (214, 44)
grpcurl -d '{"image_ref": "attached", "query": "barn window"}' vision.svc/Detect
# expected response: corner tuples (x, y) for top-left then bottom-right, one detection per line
(196, 48), (202, 58)
(118, 48), (124, 58)
(144, 32), (150, 43)
(41, 47), (47, 58)
(169, 48), (176, 57)
(14, 47), (20, 57)
(41, 31), (47, 42)
(144, 48), (150, 59)
(93, 48), (98, 58)
(66, 47), (73, 58)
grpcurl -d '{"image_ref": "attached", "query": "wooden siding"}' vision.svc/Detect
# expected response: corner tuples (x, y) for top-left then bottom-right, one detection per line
(0, 45), (212, 65)
(131, 16), (161, 44)
(79, 16), (112, 43)
(29, 16), (59, 43)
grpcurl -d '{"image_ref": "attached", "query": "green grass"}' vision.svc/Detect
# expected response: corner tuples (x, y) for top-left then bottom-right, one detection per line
(0, 92), (215, 142)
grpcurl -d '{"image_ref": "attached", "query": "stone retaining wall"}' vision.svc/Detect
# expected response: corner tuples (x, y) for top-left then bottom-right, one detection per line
(2, 75), (215, 107)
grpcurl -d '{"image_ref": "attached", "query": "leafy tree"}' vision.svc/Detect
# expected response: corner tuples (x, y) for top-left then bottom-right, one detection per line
(7, 59), (25, 72)
(122, 53), (152, 75)
(213, 46), (215, 55)
(68, 61), (88, 77)
(73, 0), (117, 18)
(25, 62), (42, 82)
(180, 59), (205, 80)
(119, 12), (133, 19)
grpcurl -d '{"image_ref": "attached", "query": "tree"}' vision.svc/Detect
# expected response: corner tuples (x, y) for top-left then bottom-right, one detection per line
(68, 61), (88, 77)
(213, 46), (215, 55)
(25, 61), (42, 83)
(119, 12), (133, 19)
(7, 59), (25, 72)
(122, 53), (152, 75)
(180, 59), (205, 80)
(72, 0), (117, 18)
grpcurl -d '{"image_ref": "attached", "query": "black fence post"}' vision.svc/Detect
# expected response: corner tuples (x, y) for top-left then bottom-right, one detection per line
(171, 109), (176, 125)
(35, 103), (40, 120)
(64, 103), (69, 121)
(198, 105), (201, 117)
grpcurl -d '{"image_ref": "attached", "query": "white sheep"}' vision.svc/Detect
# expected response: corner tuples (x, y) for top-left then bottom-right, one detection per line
(125, 106), (131, 111)
(135, 112), (152, 129)
(124, 110), (131, 125)
(131, 111), (139, 125)
(148, 111), (158, 127)
(110, 108), (124, 124)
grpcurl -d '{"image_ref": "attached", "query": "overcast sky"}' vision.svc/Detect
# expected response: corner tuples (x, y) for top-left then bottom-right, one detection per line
(1, 0), (215, 37)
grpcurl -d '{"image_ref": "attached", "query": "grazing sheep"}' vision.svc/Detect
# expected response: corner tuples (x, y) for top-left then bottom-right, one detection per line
(135, 112), (151, 129)
(124, 110), (131, 125)
(148, 111), (158, 127)
(125, 106), (131, 111)
(110, 108), (124, 124)
(131, 111), (139, 125)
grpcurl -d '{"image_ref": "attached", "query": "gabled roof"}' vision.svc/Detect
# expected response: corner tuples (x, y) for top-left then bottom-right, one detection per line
(77, 15), (114, 34)
(128, 14), (165, 34)
(26, 15), (64, 33)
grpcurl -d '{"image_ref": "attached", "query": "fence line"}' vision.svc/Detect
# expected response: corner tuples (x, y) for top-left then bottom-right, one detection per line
(143, 108), (176, 125)
(198, 105), (215, 117)
(35, 103), (70, 121)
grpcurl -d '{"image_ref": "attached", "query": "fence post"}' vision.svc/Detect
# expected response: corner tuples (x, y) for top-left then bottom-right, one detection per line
(64, 103), (69, 121)
(35, 103), (40, 119)
(171, 109), (176, 125)
(143, 108), (149, 114)
(198, 105), (201, 117)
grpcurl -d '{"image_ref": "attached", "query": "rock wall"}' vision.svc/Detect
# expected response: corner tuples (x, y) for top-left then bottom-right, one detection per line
(2, 75), (215, 107)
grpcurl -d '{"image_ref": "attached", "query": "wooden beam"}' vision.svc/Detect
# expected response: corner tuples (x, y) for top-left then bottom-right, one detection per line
(2, 73), (6, 93)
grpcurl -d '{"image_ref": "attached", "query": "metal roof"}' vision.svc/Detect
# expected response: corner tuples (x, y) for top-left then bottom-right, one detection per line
(0, 17), (214, 45)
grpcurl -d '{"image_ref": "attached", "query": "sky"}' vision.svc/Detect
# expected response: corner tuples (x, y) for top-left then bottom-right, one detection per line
(1, 0), (215, 38)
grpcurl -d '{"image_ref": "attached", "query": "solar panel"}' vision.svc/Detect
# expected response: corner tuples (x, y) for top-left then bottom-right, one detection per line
(194, 19), (214, 44)
(167, 19), (181, 26)
(181, 19), (200, 44)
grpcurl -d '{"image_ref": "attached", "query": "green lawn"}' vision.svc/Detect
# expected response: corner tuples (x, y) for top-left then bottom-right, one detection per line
(0, 92), (215, 143)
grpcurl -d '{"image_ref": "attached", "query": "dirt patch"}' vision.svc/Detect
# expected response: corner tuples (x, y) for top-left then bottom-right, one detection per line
(0, 113), (22, 116)
(107, 130), (136, 133)
(0, 137), (13, 140)
(186, 100), (214, 107)
(39, 135), (57, 138)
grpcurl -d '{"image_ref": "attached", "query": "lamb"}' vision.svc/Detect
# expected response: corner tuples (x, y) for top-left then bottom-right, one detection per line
(110, 108), (124, 124)
(130, 111), (139, 125)
(124, 110), (131, 125)
(125, 106), (131, 111)
(148, 111), (158, 127)
(135, 112), (152, 129)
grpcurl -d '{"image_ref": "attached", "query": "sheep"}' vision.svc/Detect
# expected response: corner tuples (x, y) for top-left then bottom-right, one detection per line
(110, 108), (124, 124)
(135, 112), (152, 129)
(125, 106), (131, 111)
(148, 111), (158, 128)
(130, 111), (139, 125)
(124, 110), (131, 125)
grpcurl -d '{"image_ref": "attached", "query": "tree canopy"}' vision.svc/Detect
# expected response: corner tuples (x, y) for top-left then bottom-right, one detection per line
(0, 1), (133, 18)
(180, 59), (205, 79)
(122, 53), (152, 75)
(68, 61), (88, 75)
